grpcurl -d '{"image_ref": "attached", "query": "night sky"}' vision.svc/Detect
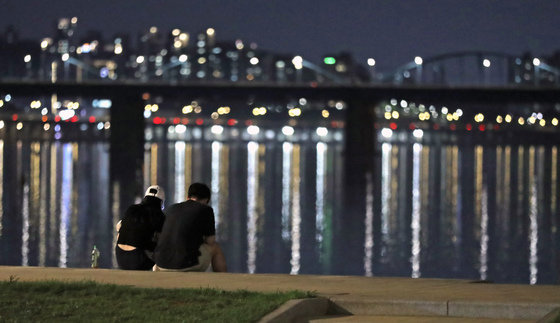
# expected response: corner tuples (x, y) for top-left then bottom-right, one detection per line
(2, 1), (559, 72)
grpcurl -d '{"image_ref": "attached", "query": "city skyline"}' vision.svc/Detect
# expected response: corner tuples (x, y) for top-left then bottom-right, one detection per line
(2, 0), (560, 72)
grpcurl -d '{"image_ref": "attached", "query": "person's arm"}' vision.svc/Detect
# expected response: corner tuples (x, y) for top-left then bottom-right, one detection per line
(204, 235), (216, 245)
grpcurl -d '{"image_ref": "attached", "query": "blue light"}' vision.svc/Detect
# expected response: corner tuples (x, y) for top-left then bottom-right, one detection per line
(100, 67), (109, 78)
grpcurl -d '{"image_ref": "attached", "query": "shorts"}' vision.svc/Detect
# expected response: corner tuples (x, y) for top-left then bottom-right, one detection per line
(115, 245), (154, 270)
(154, 244), (212, 272)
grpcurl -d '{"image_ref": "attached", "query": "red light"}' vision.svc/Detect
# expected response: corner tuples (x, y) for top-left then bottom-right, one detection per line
(12, 114), (18, 121)
(245, 120), (253, 126)
(493, 125), (500, 130)
(70, 116), (78, 123)
(161, 118), (167, 124)
(153, 117), (162, 124)
(227, 119), (237, 126)
(89, 116), (96, 123)
(409, 123), (416, 130)
(181, 118), (189, 124)
(433, 124), (440, 130)
(478, 124), (486, 131)
(310, 81), (318, 88)
(374, 122), (379, 129)
(389, 122), (397, 130)
(54, 116), (61, 122)
(195, 118), (204, 125)
(449, 124), (456, 131)
(173, 117), (180, 124)
(466, 124), (472, 131)
(41, 116), (48, 122)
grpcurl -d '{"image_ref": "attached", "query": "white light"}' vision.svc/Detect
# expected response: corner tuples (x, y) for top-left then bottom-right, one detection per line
(175, 124), (187, 134)
(59, 109), (75, 121)
(414, 56), (423, 65)
(4, 94), (11, 102)
(299, 98), (307, 105)
(412, 129), (424, 139)
(143, 110), (151, 118)
(250, 57), (259, 65)
(247, 125), (260, 135)
(211, 125), (224, 135)
(316, 127), (328, 137)
(483, 59), (491, 67)
(381, 128), (393, 138)
(61, 53), (69, 62)
(292, 56), (303, 69)
(136, 56), (145, 64)
(24, 55), (31, 63)
(441, 107), (448, 114)
(282, 126), (294, 136)
(367, 58), (376, 66)
(0, 120), (4, 129)
(533, 58), (541, 66)
(41, 108), (48, 115)
(456, 109), (463, 117)
(179, 54), (188, 62)
(400, 100), (408, 108)
(97, 122), (104, 130)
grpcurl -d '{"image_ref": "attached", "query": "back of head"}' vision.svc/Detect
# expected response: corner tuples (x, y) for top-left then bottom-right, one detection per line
(187, 183), (211, 201)
(144, 185), (165, 204)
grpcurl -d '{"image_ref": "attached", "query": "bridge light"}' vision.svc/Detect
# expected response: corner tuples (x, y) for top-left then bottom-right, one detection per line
(414, 56), (423, 65)
(24, 55), (31, 63)
(518, 117), (525, 125)
(496, 115), (503, 124)
(381, 128), (393, 138)
(16, 122), (23, 130)
(247, 125), (260, 135)
(179, 54), (188, 62)
(316, 127), (328, 137)
(136, 56), (145, 64)
(367, 58), (376, 66)
(553, 118), (559, 126)
(412, 129), (423, 139)
(62, 53), (69, 62)
(324, 57), (336, 65)
(483, 59), (491, 67)
(282, 126), (294, 136)
(539, 119), (546, 127)
(533, 58), (541, 66)
(441, 107), (448, 114)
(292, 56), (303, 69)
(505, 114), (512, 123)
(250, 57), (259, 65)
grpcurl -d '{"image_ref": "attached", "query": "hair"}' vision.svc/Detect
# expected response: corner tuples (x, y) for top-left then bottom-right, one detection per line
(187, 182), (211, 201)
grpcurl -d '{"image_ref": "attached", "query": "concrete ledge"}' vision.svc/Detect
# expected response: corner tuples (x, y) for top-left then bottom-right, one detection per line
(259, 298), (330, 323)
(449, 301), (560, 320)
(328, 298), (448, 316)
(537, 307), (560, 323)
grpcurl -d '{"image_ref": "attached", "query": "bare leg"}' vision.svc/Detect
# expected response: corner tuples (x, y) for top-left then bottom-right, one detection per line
(210, 243), (227, 272)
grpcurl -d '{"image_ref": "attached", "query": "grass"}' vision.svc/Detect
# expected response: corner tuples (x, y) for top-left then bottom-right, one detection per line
(0, 279), (313, 322)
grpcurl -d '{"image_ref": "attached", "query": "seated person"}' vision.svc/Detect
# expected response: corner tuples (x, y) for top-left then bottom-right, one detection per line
(154, 183), (226, 272)
(116, 185), (165, 270)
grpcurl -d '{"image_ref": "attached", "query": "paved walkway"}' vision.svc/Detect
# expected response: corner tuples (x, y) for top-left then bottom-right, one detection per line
(1, 266), (559, 322)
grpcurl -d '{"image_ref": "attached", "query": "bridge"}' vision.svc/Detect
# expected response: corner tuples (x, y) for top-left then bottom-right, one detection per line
(1, 80), (559, 274)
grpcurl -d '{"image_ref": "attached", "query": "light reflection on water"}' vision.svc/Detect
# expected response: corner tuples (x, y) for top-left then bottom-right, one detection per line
(0, 128), (559, 284)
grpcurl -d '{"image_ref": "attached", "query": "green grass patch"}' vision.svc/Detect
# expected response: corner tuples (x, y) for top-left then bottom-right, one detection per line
(0, 279), (313, 322)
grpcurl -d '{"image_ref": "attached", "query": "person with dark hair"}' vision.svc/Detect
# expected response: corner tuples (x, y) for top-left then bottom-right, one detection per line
(154, 182), (227, 272)
(115, 185), (166, 270)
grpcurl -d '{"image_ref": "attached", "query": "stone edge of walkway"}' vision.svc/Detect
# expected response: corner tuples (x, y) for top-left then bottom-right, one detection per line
(258, 298), (330, 323)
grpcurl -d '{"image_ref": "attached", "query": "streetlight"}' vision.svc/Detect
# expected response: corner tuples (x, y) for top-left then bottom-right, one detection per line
(414, 56), (423, 83)
(367, 58), (376, 82)
(533, 58), (541, 86)
(482, 59), (491, 84)
(292, 56), (303, 82)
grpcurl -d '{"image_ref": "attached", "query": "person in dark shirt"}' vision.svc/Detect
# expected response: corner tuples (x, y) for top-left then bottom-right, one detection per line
(154, 183), (227, 272)
(116, 185), (165, 270)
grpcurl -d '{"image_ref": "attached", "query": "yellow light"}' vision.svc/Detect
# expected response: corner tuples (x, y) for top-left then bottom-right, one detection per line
(252, 107), (260, 116)
(16, 122), (23, 130)
(0, 100), (3, 108)
(452, 112), (459, 121)
(198, 57), (207, 64)
(539, 119), (546, 127)
(384, 111), (391, 120)
(43, 123), (50, 131)
(41, 40), (49, 49)
(322, 109), (330, 118)
(194, 106), (202, 113)
(149, 26), (157, 34)
(392, 111), (399, 119)
(182, 105), (193, 114)
(114, 45), (123, 55)
(174, 41), (182, 49)
(145, 104), (152, 111)
(553, 118), (559, 126)
(474, 113), (484, 123)
(496, 115), (503, 123)
(259, 107), (267, 115)
(179, 33), (189, 41)
(446, 114), (453, 122)
(505, 114), (512, 123)
(518, 117), (525, 125)
(206, 28), (215, 36)
(151, 104), (159, 112)
(172, 29), (181, 36)
(528, 116), (536, 124)
(211, 112), (219, 119)
(71, 17), (78, 24)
